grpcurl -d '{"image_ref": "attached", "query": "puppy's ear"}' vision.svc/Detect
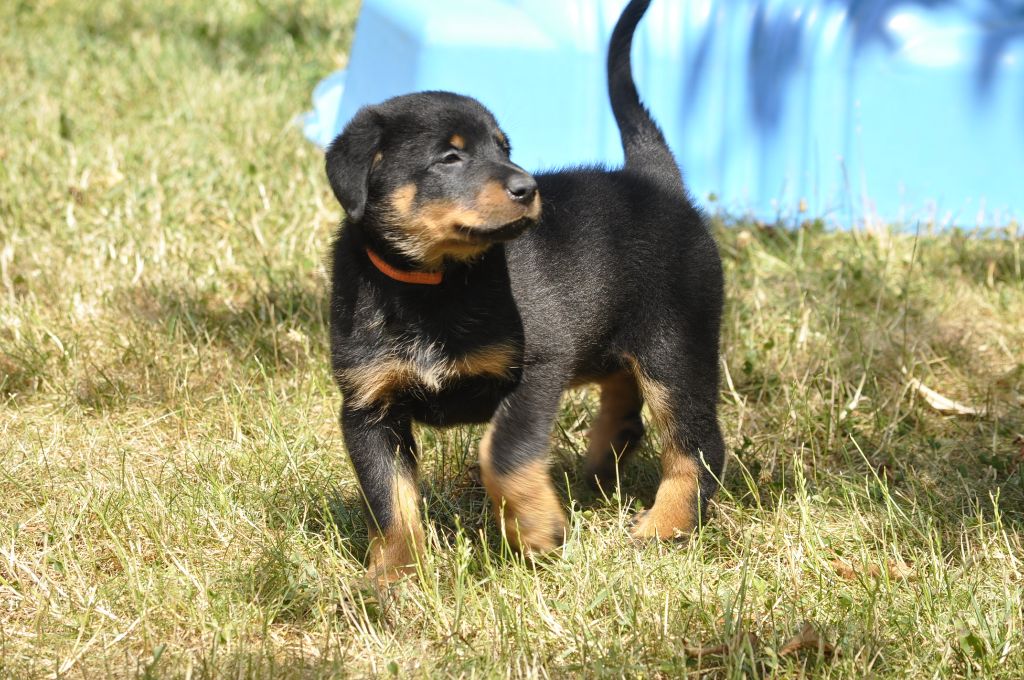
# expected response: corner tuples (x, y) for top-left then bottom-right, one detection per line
(325, 106), (382, 222)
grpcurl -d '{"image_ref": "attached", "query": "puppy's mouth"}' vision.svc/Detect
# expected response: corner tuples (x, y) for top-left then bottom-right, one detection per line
(455, 216), (536, 243)
(454, 191), (541, 243)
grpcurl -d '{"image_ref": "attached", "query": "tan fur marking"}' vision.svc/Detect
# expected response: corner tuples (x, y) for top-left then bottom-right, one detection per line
(453, 342), (519, 378)
(341, 342), (518, 410)
(367, 472), (424, 583)
(623, 354), (700, 539)
(479, 425), (566, 554)
(382, 184), (541, 268)
(390, 183), (417, 217)
(495, 131), (507, 148)
(371, 151), (384, 170)
(524, 191), (541, 220)
(449, 134), (465, 149)
(475, 181), (512, 212)
(623, 354), (673, 436)
(384, 199), (489, 267)
(631, 453), (699, 539)
(340, 358), (418, 411)
(472, 182), (542, 224)
(584, 370), (643, 474)
(417, 201), (488, 231)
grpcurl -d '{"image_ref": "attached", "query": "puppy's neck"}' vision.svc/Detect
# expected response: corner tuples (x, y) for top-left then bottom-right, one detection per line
(347, 219), (498, 287)
(366, 246), (443, 285)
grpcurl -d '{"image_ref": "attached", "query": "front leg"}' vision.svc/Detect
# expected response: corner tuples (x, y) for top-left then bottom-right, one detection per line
(479, 370), (567, 555)
(341, 405), (423, 583)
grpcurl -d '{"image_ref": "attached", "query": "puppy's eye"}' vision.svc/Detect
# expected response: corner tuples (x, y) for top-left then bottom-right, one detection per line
(494, 136), (511, 156)
(439, 151), (463, 165)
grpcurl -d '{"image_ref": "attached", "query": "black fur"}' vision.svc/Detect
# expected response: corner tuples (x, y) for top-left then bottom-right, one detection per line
(325, 0), (725, 577)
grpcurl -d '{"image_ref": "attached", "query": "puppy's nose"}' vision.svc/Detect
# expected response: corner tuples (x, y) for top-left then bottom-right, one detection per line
(505, 174), (537, 203)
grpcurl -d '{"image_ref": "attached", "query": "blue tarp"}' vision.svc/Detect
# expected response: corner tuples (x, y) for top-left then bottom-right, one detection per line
(305, 0), (1024, 227)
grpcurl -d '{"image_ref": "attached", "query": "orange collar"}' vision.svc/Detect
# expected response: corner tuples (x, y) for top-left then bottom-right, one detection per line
(365, 247), (443, 285)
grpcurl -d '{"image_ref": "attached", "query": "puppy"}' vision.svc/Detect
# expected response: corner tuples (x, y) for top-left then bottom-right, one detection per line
(325, 0), (725, 582)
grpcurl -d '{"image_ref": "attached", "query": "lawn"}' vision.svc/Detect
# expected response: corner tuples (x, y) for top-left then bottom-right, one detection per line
(2, 1), (1023, 677)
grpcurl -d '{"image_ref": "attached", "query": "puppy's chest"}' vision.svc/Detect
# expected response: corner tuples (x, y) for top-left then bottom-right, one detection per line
(339, 334), (521, 410)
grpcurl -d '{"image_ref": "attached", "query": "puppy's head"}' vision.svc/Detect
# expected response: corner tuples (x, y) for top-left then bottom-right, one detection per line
(326, 92), (540, 268)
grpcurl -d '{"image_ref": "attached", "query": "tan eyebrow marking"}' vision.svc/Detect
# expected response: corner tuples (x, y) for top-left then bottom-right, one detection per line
(449, 134), (465, 150)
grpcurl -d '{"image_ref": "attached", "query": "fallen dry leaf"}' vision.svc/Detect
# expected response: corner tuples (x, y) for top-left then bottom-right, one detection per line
(830, 558), (914, 581)
(778, 622), (838, 658)
(887, 560), (915, 580)
(683, 642), (729, 657)
(830, 559), (859, 580)
(683, 632), (759, 658)
(902, 367), (983, 417)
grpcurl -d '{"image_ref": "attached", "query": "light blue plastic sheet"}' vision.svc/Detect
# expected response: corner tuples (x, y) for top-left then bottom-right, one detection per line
(303, 0), (1024, 227)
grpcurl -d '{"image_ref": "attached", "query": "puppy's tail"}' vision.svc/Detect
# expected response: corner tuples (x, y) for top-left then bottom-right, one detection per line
(607, 0), (682, 192)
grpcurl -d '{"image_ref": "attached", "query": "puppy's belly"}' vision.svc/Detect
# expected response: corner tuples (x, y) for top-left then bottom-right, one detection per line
(404, 376), (513, 427)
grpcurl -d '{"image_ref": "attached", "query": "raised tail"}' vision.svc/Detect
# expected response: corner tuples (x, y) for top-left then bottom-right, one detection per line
(607, 0), (683, 191)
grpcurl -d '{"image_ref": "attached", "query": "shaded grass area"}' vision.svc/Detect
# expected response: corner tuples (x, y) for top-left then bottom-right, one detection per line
(2, 1), (1023, 677)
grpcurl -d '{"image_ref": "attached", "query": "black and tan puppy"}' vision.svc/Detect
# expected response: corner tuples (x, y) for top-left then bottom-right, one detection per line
(325, 0), (725, 582)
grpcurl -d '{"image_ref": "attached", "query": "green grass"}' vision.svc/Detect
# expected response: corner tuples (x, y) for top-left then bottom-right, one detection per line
(2, 1), (1023, 677)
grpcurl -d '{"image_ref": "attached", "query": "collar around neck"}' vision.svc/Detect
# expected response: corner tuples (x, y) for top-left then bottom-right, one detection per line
(365, 247), (443, 285)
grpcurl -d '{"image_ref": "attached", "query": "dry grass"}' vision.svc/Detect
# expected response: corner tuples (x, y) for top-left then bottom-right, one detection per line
(2, 1), (1023, 677)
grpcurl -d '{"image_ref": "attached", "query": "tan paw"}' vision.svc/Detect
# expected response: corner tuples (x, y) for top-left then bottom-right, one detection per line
(500, 508), (567, 556)
(629, 506), (696, 540)
(367, 560), (417, 586)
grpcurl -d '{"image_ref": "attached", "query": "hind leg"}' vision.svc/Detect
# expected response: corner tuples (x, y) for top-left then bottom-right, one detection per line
(582, 370), (645, 490)
(625, 349), (725, 539)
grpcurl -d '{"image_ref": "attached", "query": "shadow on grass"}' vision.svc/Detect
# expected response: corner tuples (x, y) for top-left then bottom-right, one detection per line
(722, 410), (1024, 537)
(285, 436), (669, 586)
(718, 224), (1024, 531)
(237, 388), (1023, 630)
(124, 273), (329, 372)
